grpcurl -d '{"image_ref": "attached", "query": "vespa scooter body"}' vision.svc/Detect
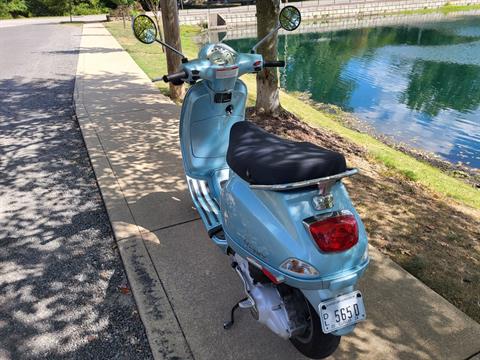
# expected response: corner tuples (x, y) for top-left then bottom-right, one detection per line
(132, 8), (369, 357)
(179, 47), (369, 337)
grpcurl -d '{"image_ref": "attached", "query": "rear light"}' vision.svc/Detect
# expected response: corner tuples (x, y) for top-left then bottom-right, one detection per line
(305, 211), (358, 252)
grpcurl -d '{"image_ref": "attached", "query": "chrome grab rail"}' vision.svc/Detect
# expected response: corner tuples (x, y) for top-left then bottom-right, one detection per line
(249, 168), (359, 191)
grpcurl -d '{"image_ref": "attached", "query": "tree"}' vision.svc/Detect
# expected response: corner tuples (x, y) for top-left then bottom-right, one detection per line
(255, 0), (281, 116)
(144, 0), (163, 40)
(111, 0), (134, 28)
(1, 0), (29, 17)
(159, 0), (184, 100)
(26, 0), (68, 16)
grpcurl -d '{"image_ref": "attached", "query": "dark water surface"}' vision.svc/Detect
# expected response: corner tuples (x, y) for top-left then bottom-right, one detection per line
(227, 16), (480, 168)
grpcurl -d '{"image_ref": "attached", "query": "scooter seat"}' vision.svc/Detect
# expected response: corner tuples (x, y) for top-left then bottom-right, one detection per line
(227, 121), (347, 186)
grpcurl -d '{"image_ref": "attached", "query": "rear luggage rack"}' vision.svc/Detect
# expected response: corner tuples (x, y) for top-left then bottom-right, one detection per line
(249, 168), (358, 191)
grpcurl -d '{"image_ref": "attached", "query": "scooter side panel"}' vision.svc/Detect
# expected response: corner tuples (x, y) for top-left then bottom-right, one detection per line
(220, 174), (369, 288)
(179, 80), (247, 179)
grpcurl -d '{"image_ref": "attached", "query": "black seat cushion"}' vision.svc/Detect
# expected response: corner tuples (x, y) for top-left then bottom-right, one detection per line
(226, 121), (347, 185)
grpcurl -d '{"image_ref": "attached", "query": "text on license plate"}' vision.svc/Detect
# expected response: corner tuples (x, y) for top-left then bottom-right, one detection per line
(318, 291), (366, 334)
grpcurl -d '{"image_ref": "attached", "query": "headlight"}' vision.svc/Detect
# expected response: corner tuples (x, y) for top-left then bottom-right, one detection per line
(207, 44), (237, 66)
(280, 258), (319, 277)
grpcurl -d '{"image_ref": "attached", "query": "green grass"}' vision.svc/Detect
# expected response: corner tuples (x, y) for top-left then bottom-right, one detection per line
(396, 3), (480, 15)
(105, 21), (480, 210)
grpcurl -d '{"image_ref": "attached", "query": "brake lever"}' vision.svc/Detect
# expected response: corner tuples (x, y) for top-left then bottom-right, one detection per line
(152, 77), (163, 83)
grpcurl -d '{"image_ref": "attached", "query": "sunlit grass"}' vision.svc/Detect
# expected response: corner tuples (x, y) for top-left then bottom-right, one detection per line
(105, 21), (480, 210)
(397, 3), (480, 15)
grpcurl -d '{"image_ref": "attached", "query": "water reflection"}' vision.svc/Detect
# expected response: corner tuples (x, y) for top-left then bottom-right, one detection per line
(402, 61), (480, 116)
(227, 16), (480, 168)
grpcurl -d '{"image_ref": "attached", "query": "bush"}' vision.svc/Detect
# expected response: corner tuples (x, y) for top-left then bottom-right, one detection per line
(0, 0), (115, 17)
(0, 0), (29, 18)
(73, 2), (109, 14)
(0, 3), (11, 18)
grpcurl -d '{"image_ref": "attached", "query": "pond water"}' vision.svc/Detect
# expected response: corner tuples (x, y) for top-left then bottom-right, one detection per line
(226, 16), (480, 169)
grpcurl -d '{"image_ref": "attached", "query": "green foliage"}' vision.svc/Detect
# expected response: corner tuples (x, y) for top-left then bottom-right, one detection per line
(73, 1), (109, 15)
(0, 1), (10, 17)
(0, 0), (113, 17)
(26, 0), (68, 16)
(0, 0), (28, 18)
(111, 0), (134, 5)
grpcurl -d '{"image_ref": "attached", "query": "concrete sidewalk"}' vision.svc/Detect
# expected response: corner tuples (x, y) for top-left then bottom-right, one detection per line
(74, 23), (480, 360)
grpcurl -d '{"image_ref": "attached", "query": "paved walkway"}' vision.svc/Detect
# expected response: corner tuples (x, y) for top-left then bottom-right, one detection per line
(75, 23), (480, 360)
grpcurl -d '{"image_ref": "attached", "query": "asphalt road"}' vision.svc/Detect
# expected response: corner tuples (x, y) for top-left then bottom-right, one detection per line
(0, 24), (152, 359)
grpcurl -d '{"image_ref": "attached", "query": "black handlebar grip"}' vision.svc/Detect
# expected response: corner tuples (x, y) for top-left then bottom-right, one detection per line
(162, 70), (188, 84)
(263, 60), (286, 68)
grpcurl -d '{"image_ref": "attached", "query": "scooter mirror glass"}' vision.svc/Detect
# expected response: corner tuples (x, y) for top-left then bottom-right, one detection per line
(279, 6), (301, 32)
(132, 15), (157, 44)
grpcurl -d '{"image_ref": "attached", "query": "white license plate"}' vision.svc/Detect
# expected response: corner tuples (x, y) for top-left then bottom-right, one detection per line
(319, 291), (366, 334)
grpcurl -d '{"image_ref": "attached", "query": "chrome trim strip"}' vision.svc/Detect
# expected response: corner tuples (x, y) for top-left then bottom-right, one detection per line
(249, 168), (358, 191)
(303, 210), (354, 227)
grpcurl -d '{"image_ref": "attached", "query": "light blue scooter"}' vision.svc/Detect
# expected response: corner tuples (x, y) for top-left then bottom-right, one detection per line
(133, 7), (369, 359)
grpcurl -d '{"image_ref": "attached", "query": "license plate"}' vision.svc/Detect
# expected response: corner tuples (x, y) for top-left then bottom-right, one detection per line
(319, 291), (366, 334)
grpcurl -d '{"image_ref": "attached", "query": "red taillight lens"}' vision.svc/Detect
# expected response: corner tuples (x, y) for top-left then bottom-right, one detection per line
(307, 214), (358, 252)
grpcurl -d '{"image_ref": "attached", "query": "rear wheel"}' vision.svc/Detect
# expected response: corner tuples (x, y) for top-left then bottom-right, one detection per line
(290, 299), (341, 359)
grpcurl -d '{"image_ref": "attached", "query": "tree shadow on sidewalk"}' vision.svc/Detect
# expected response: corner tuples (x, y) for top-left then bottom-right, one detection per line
(0, 77), (152, 359)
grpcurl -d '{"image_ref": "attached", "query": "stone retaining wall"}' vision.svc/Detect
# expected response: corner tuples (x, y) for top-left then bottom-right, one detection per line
(177, 0), (480, 28)
(209, 9), (480, 40)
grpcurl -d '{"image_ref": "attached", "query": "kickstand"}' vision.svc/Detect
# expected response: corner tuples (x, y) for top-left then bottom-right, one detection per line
(223, 297), (249, 330)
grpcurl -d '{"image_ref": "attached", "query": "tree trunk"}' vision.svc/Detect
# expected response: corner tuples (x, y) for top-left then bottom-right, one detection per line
(255, 0), (280, 116)
(159, 0), (184, 100)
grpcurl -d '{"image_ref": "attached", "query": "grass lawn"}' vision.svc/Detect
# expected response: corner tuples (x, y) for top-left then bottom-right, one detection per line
(397, 3), (480, 15)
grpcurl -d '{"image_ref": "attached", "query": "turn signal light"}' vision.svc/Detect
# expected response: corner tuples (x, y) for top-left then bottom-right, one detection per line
(306, 211), (358, 252)
(280, 258), (319, 277)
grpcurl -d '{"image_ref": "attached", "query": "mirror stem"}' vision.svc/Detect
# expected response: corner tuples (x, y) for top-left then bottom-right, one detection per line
(155, 38), (186, 59)
(251, 24), (281, 54)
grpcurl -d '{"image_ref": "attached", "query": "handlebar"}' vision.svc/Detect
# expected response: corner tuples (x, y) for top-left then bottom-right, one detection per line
(162, 70), (188, 84)
(263, 60), (285, 68)
(159, 59), (286, 84)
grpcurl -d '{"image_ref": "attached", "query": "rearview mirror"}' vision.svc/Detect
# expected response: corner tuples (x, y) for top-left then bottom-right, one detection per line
(279, 6), (301, 32)
(132, 15), (157, 44)
(251, 6), (301, 53)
